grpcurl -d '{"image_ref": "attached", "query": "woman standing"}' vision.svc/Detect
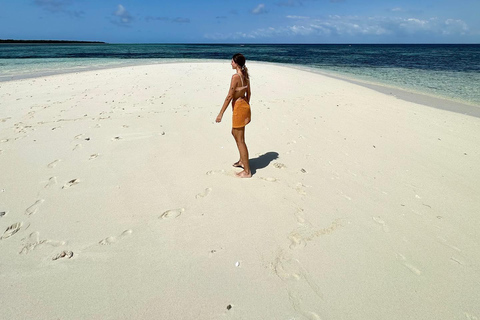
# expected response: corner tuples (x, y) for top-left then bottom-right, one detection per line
(216, 53), (252, 178)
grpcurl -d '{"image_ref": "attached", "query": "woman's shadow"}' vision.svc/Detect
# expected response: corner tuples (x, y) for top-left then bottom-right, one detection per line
(249, 151), (279, 175)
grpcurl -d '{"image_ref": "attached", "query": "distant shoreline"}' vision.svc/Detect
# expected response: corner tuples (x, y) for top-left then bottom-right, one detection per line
(0, 39), (106, 44)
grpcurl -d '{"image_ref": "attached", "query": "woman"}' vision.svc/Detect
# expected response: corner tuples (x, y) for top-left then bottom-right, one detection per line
(216, 53), (252, 178)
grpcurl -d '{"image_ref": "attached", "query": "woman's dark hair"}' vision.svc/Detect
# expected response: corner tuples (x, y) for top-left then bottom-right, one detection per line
(233, 53), (249, 81)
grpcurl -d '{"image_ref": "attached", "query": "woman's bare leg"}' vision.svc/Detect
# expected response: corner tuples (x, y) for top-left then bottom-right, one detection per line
(231, 127), (251, 178)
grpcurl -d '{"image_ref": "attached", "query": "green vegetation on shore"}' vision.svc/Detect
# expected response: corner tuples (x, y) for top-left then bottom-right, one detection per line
(0, 39), (106, 44)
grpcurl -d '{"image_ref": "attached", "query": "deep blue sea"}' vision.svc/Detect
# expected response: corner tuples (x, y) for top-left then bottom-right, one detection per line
(1, 44), (479, 106)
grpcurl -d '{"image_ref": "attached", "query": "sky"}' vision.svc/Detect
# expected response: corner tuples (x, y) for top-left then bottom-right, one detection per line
(1, 0), (479, 43)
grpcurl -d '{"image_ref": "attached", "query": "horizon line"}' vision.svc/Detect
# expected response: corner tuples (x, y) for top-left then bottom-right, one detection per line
(2, 40), (479, 45)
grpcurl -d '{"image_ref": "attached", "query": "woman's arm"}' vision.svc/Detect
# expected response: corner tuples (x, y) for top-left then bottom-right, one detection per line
(216, 75), (238, 123)
(246, 79), (251, 104)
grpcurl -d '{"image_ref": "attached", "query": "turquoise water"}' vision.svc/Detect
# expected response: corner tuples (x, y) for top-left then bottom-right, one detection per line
(1, 44), (479, 106)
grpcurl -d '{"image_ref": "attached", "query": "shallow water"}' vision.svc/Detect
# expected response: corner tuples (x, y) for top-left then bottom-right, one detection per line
(1, 44), (479, 106)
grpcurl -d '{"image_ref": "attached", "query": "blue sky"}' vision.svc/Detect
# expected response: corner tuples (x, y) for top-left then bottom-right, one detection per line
(1, 0), (479, 43)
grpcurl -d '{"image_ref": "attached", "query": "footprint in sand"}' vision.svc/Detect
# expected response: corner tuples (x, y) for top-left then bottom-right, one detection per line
(450, 257), (466, 266)
(20, 231), (66, 254)
(206, 170), (225, 176)
(26, 199), (45, 215)
(99, 229), (133, 245)
(160, 208), (185, 219)
(45, 177), (57, 189)
(114, 132), (162, 141)
(294, 209), (306, 224)
(1, 222), (23, 240)
(294, 183), (307, 195)
(288, 232), (307, 249)
(89, 153), (99, 160)
(62, 179), (79, 189)
(260, 177), (278, 182)
(195, 188), (212, 199)
(274, 255), (302, 281)
(289, 219), (343, 250)
(273, 252), (323, 319)
(47, 159), (60, 168)
(288, 293), (322, 320)
(73, 144), (82, 151)
(396, 253), (421, 276)
(273, 163), (287, 169)
(52, 250), (74, 260)
(288, 209), (343, 250)
(437, 236), (462, 252)
(74, 134), (84, 140)
(372, 216), (390, 233)
(15, 135), (28, 142)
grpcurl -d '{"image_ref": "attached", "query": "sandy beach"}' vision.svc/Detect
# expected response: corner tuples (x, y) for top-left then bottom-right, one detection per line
(1, 62), (479, 320)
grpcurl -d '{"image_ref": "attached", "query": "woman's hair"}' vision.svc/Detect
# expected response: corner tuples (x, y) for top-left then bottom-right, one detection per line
(232, 53), (249, 81)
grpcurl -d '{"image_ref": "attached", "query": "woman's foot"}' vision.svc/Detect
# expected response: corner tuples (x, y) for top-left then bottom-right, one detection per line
(235, 170), (252, 178)
(233, 160), (244, 168)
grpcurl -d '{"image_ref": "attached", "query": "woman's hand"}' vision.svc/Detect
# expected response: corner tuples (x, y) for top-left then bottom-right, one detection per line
(216, 114), (223, 123)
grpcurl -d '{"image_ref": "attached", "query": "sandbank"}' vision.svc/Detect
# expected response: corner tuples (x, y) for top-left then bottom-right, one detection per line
(1, 62), (479, 320)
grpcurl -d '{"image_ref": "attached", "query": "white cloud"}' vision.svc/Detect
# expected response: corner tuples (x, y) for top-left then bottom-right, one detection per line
(173, 17), (190, 23)
(205, 15), (471, 40)
(146, 16), (190, 23)
(251, 4), (267, 15)
(276, 0), (301, 7)
(287, 15), (310, 20)
(115, 5), (128, 20)
(34, 0), (83, 17)
(290, 25), (317, 36)
(277, 0), (343, 5)
(204, 32), (255, 41)
(34, 0), (71, 12)
(146, 16), (170, 22)
(112, 4), (133, 26)
(443, 19), (468, 35)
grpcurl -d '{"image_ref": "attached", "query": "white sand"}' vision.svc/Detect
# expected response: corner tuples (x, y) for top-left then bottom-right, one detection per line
(1, 62), (479, 320)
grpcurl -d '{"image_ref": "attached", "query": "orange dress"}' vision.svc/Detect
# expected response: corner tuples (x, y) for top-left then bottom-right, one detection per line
(232, 98), (251, 128)
(232, 74), (251, 128)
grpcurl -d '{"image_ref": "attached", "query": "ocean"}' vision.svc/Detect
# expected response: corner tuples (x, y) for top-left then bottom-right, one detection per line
(1, 44), (479, 106)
